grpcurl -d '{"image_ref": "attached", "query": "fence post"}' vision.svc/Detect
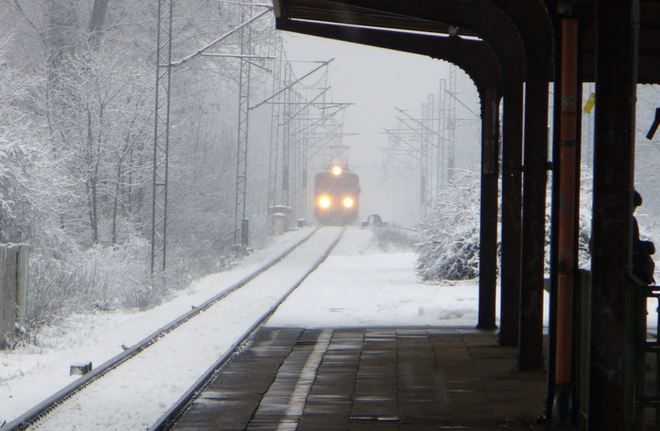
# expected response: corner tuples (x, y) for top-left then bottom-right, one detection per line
(0, 244), (29, 349)
(0, 246), (17, 348)
(16, 245), (29, 327)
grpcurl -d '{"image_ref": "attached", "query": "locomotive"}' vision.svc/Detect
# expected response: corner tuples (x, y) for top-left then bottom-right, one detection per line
(314, 163), (360, 225)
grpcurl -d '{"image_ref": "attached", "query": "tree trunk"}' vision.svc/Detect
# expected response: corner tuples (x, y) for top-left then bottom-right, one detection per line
(87, 108), (99, 243)
(88, 0), (110, 47)
(91, 166), (99, 243)
(127, 147), (134, 216)
(47, 0), (78, 73)
(112, 159), (122, 244)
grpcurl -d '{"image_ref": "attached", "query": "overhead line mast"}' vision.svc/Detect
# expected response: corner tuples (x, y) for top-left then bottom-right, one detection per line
(233, 0), (254, 249)
(446, 66), (457, 184)
(151, 0), (173, 274)
(266, 37), (283, 211)
(151, 3), (273, 267)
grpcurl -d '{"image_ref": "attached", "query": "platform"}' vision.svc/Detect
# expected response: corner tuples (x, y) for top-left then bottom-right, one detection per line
(172, 327), (548, 430)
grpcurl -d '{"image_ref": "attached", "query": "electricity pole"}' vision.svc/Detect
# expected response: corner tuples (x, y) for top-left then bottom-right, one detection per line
(267, 38), (283, 211)
(151, 0), (173, 274)
(233, 0), (253, 249)
(150, 2), (272, 270)
(446, 66), (457, 184)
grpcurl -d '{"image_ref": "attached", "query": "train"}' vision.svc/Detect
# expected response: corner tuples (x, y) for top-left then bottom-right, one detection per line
(313, 163), (360, 225)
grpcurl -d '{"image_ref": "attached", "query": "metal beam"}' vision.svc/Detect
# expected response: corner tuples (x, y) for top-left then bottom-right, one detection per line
(170, 8), (272, 67)
(250, 59), (333, 110)
(278, 87), (330, 127)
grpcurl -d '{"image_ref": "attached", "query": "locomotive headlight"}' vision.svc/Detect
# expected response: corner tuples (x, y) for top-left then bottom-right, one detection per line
(331, 165), (343, 176)
(341, 196), (355, 209)
(318, 194), (332, 209)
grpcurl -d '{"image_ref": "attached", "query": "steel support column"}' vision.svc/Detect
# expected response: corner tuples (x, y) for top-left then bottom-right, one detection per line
(546, 2), (562, 419)
(553, 18), (579, 424)
(519, 74), (550, 370)
(499, 89), (524, 347)
(588, 1), (639, 429)
(478, 88), (499, 330)
(510, 2), (553, 372)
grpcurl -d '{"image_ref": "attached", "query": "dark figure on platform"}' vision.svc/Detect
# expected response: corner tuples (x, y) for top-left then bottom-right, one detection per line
(632, 190), (656, 285)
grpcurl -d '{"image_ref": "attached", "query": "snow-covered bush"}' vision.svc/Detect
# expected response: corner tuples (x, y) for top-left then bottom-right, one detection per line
(26, 237), (153, 328)
(417, 171), (481, 281)
(416, 166), (595, 283)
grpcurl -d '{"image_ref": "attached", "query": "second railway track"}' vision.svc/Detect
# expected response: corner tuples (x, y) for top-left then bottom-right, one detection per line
(4, 226), (344, 431)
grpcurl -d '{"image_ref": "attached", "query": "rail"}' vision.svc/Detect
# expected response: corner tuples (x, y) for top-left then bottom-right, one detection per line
(149, 227), (345, 430)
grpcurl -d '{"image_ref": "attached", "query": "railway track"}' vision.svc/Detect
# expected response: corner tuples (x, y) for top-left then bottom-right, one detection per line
(3, 226), (344, 431)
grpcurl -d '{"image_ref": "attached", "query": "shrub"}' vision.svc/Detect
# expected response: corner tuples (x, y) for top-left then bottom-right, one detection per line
(416, 171), (482, 281)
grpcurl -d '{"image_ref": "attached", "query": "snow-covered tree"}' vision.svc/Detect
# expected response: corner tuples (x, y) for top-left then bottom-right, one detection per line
(0, 1), (286, 333)
(46, 43), (152, 244)
(417, 170), (481, 281)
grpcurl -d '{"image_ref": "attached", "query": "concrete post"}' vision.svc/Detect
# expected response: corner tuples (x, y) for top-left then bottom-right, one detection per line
(1, 246), (17, 348)
(0, 244), (29, 348)
(16, 245), (29, 327)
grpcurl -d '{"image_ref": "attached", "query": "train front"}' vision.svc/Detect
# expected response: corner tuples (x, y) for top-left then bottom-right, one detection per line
(314, 164), (360, 225)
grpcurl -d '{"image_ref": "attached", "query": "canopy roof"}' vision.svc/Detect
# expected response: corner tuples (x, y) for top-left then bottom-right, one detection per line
(273, 0), (660, 84)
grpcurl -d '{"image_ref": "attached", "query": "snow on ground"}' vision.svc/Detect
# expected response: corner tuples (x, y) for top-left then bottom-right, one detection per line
(0, 225), (557, 427)
(268, 227), (483, 327)
(0, 228), (313, 424)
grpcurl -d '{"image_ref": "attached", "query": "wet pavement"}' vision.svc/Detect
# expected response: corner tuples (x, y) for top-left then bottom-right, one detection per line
(172, 327), (548, 430)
